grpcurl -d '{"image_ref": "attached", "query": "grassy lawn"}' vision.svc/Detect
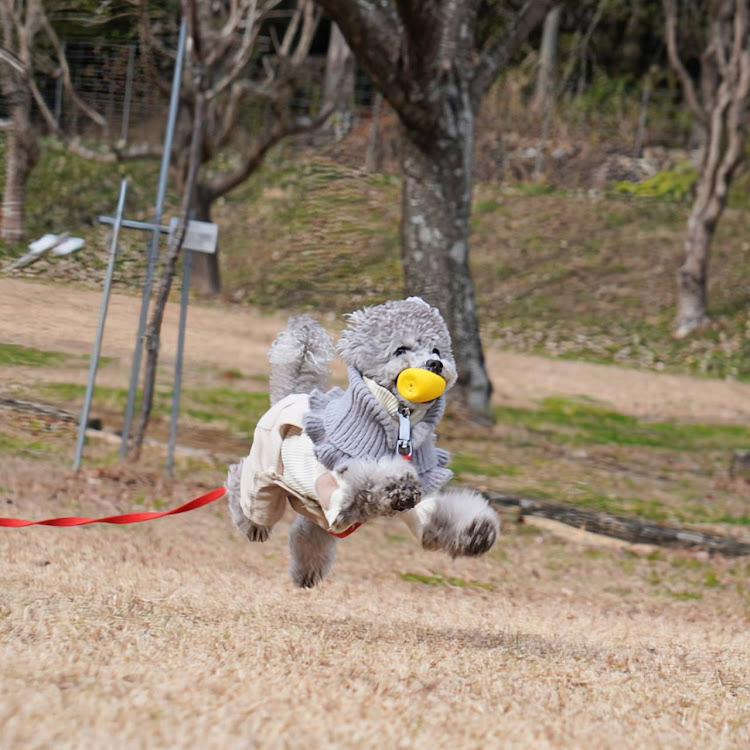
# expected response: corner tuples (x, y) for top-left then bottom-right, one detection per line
(1, 140), (749, 532)
(2, 342), (748, 531)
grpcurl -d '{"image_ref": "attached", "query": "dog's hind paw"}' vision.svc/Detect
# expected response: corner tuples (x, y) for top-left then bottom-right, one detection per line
(245, 522), (272, 543)
(289, 515), (337, 587)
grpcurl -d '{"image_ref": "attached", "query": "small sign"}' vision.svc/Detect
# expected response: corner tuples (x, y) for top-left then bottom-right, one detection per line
(168, 218), (218, 255)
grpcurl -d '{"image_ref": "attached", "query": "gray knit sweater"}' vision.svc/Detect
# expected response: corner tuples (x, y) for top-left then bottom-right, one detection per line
(304, 367), (453, 495)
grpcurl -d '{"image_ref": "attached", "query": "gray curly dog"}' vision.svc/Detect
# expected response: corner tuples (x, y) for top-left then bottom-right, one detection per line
(225, 297), (499, 587)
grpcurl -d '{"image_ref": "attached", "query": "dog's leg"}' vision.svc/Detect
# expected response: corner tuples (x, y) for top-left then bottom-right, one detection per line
(325, 456), (421, 532)
(288, 515), (337, 588)
(226, 460), (272, 542)
(401, 488), (499, 557)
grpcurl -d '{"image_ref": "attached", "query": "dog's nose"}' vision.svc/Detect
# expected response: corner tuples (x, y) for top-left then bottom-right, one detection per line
(425, 359), (443, 375)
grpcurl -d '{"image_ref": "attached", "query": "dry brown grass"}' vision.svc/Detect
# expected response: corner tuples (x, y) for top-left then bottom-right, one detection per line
(1, 452), (749, 750)
(1, 278), (749, 748)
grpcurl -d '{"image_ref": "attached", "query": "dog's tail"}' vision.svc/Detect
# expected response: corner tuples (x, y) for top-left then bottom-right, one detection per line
(268, 314), (335, 403)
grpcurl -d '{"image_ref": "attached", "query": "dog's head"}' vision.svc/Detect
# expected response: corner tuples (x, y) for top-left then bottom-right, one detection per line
(338, 297), (457, 407)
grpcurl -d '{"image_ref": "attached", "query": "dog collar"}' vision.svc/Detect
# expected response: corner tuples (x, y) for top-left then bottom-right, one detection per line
(397, 405), (412, 460)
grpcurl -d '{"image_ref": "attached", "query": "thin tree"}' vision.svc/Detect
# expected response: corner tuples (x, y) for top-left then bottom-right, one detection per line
(312, 0), (554, 421)
(129, 0), (206, 462)
(323, 22), (355, 138)
(664, 0), (750, 338)
(128, 0), (341, 455)
(531, 3), (563, 177)
(0, 0), (106, 241)
(136, 0), (334, 295)
(530, 3), (562, 116)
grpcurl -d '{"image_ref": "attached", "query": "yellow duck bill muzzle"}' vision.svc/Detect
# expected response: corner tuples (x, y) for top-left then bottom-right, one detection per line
(396, 368), (446, 403)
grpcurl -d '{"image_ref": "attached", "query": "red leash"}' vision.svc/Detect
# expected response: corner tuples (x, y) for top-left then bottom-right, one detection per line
(0, 487), (226, 528)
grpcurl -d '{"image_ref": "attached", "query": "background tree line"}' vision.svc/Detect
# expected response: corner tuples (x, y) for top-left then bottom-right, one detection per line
(1, 0), (748, 427)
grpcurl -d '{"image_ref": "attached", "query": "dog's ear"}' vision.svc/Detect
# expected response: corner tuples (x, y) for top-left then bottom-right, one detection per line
(337, 308), (370, 366)
(405, 296), (431, 309)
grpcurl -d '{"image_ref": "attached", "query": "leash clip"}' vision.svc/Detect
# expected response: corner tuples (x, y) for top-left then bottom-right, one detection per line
(397, 405), (413, 460)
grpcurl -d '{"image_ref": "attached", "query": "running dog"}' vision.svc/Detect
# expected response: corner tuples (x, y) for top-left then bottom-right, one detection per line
(226, 297), (499, 587)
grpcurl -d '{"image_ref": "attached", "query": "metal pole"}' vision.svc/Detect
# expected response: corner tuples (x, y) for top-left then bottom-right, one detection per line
(121, 44), (136, 143)
(73, 179), (129, 471)
(166, 250), (193, 476)
(98, 216), (169, 234)
(120, 17), (187, 459)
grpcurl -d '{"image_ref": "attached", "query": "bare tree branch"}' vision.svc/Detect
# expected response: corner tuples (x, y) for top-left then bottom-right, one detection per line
(204, 0), (263, 68)
(472, 0), (556, 103)
(39, 14), (106, 127)
(135, 0), (174, 97)
(313, 0), (432, 130)
(0, 46), (24, 73)
(130, 0), (208, 461)
(201, 96), (334, 201)
(204, 0), (264, 99)
(663, 0), (708, 128)
(65, 139), (164, 163)
(486, 492), (750, 557)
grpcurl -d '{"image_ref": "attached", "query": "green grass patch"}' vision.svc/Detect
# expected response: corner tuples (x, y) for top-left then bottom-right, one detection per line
(716, 515), (750, 526)
(670, 590), (703, 601)
(37, 382), (133, 410)
(451, 452), (520, 479)
(0, 343), (70, 367)
(183, 387), (269, 436)
(574, 494), (671, 522)
(0, 343), (112, 369)
(494, 396), (750, 452)
(614, 162), (697, 201)
(0, 431), (59, 458)
(399, 572), (493, 590)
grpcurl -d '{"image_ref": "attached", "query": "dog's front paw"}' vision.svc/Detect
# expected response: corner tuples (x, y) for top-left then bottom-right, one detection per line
(326, 456), (422, 528)
(383, 471), (421, 513)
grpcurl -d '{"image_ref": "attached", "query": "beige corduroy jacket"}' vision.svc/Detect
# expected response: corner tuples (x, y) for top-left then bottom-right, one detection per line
(239, 394), (330, 530)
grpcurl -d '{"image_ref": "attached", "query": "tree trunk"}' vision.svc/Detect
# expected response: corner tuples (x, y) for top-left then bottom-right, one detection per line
(323, 23), (354, 138)
(675, 109), (743, 338)
(676, 204), (714, 338)
(1, 107), (39, 242)
(399, 88), (493, 421)
(665, 0), (750, 339)
(190, 186), (221, 295)
(530, 4), (562, 117)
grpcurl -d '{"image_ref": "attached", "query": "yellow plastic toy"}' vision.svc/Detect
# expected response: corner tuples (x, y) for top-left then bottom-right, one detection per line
(396, 368), (446, 403)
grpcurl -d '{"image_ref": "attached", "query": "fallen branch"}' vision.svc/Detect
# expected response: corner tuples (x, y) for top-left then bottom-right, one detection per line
(484, 491), (750, 557)
(0, 396), (102, 430)
(0, 396), (78, 423)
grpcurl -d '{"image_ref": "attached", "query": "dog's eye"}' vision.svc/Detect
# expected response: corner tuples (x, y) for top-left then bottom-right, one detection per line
(394, 346), (410, 357)
(432, 348), (441, 357)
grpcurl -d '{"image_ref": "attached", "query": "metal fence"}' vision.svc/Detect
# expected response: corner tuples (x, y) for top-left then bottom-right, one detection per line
(0, 38), (376, 146)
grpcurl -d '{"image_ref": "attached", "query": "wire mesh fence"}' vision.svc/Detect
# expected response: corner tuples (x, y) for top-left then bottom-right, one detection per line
(0, 37), (375, 147)
(0, 35), (694, 188)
